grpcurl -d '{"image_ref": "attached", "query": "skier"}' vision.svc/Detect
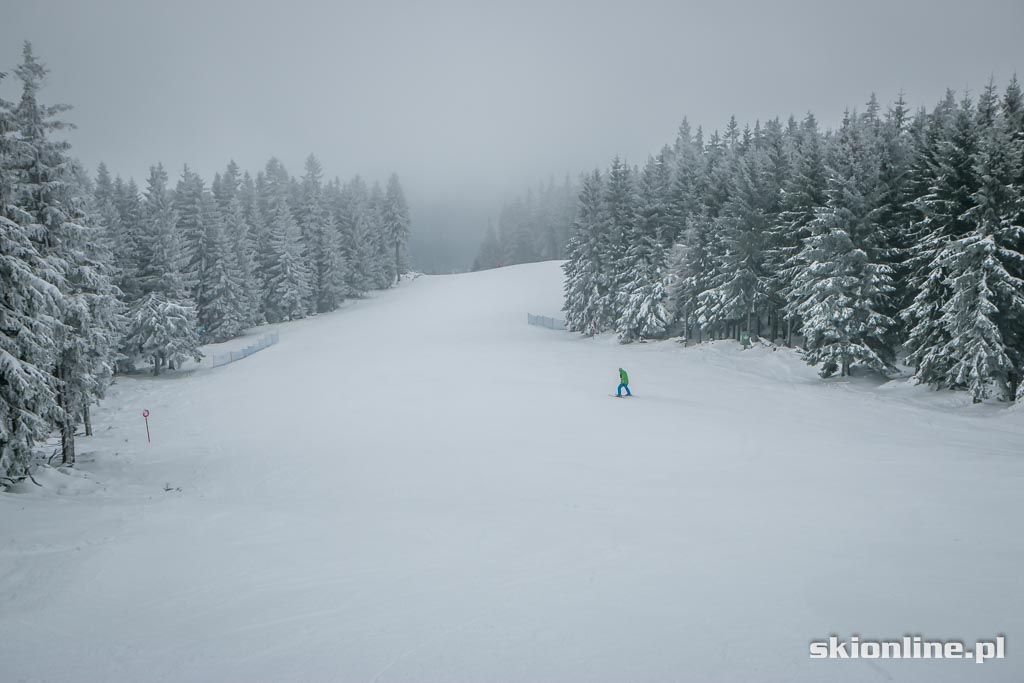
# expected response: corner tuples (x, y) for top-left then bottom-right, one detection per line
(616, 367), (632, 397)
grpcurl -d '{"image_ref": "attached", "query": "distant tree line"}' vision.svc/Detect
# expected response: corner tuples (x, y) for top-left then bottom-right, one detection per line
(102, 156), (410, 364)
(472, 176), (577, 270)
(563, 80), (1024, 404)
(1, 43), (411, 483)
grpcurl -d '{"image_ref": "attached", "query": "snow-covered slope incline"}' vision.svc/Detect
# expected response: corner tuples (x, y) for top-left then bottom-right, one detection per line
(1, 261), (1022, 682)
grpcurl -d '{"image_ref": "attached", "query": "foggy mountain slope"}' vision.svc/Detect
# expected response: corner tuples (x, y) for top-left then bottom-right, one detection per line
(1, 261), (1021, 682)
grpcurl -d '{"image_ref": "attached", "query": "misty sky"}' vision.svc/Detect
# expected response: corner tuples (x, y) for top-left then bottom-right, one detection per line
(3, 0), (1023, 271)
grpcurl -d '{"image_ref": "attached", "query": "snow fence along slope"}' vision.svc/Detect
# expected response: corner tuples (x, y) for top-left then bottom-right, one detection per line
(1, 261), (1022, 683)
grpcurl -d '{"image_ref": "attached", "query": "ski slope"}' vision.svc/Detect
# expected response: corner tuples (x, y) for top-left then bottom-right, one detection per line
(2, 261), (1022, 682)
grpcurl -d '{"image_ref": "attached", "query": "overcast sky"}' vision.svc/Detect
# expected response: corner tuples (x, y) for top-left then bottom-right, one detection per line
(3, 0), (1023, 270)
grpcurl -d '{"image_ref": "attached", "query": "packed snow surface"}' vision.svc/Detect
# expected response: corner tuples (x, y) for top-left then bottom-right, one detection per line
(2, 261), (1022, 682)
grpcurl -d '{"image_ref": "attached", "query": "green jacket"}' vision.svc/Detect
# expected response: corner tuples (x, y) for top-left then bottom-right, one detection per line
(619, 369), (629, 385)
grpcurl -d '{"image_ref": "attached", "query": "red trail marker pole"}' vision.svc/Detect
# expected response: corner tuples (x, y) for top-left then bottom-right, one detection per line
(142, 409), (151, 443)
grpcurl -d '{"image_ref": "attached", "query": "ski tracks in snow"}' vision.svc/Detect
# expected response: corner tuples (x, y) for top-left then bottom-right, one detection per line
(370, 613), (489, 683)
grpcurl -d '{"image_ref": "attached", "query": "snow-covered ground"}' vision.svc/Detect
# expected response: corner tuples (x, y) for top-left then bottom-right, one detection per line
(2, 261), (1022, 682)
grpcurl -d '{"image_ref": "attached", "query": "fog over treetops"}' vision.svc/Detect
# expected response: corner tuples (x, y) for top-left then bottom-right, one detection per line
(3, 0), (1023, 272)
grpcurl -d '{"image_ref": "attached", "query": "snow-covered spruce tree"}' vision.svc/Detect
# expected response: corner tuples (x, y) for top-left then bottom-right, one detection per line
(1000, 79), (1024, 270)
(252, 159), (294, 320)
(297, 157), (322, 284)
(597, 156), (636, 331)
(724, 115), (741, 151)
(1004, 76), (1024, 134)
(174, 165), (208, 303)
(332, 175), (377, 296)
(124, 164), (202, 374)
(263, 197), (312, 322)
(668, 212), (714, 342)
(126, 295), (203, 376)
(133, 166), (185, 301)
(300, 155), (346, 312)
(472, 220), (502, 271)
(323, 179), (348, 284)
(1005, 82), (1024, 341)
(616, 154), (671, 342)
(667, 120), (705, 240)
(769, 113), (828, 345)
(873, 95), (915, 317)
(665, 126), (710, 338)
(1003, 79), (1024, 401)
(238, 169), (259, 228)
(696, 140), (773, 339)
(562, 170), (605, 335)
(0, 210), (63, 480)
(382, 173), (411, 283)
(173, 164), (250, 343)
(351, 209), (382, 294)
(902, 94), (980, 385)
(0, 66), (65, 481)
(755, 117), (796, 340)
(69, 166), (124, 437)
(94, 162), (136, 297)
(213, 161), (260, 326)
(111, 177), (143, 303)
(898, 100), (950, 381)
(497, 194), (540, 266)
(221, 194), (260, 326)
(309, 209), (346, 313)
(367, 182), (396, 289)
(702, 130), (733, 218)
(694, 214), (763, 339)
(254, 157), (293, 233)
(248, 205), (274, 323)
(788, 228), (892, 378)
(5, 44), (76, 464)
(211, 159), (241, 209)
(196, 193), (248, 343)
(9, 43), (123, 464)
(786, 113), (897, 378)
(690, 135), (735, 341)
(251, 182), (276, 322)
(932, 99), (1024, 402)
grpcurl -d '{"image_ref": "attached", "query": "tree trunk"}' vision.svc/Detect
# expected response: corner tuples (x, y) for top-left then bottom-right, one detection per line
(395, 239), (401, 285)
(57, 364), (76, 466)
(83, 402), (92, 437)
